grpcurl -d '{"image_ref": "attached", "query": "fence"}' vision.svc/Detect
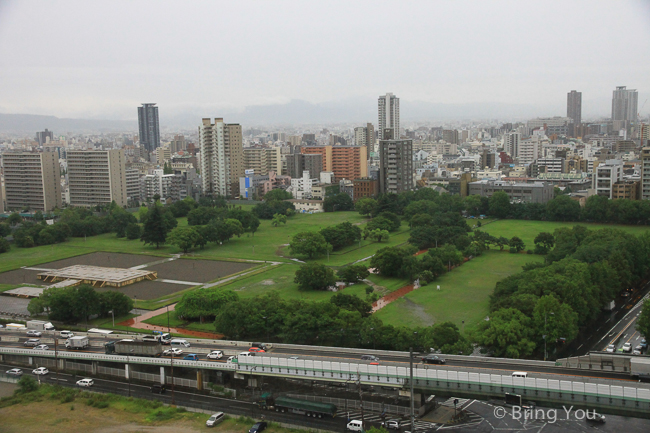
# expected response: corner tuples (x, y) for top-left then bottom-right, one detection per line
(98, 366), (126, 378)
(286, 393), (410, 416)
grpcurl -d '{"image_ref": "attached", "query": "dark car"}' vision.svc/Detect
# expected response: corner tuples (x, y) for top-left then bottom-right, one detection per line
(422, 355), (446, 365)
(151, 384), (166, 394)
(640, 339), (648, 350)
(361, 355), (379, 362)
(381, 419), (401, 430)
(249, 422), (268, 433)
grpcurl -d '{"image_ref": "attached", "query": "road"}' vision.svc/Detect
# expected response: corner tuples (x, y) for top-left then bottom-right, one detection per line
(591, 293), (648, 355)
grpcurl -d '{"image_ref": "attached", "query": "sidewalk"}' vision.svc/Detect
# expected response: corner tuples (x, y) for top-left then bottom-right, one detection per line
(118, 304), (223, 339)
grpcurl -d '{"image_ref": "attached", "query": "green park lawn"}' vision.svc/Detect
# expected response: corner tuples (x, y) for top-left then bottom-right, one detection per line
(480, 219), (650, 248)
(374, 250), (544, 330)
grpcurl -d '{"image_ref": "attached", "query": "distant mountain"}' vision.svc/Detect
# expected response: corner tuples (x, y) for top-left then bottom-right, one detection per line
(0, 113), (136, 134)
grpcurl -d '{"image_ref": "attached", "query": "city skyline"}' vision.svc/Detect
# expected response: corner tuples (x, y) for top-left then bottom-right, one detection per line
(0, 0), (648, 123)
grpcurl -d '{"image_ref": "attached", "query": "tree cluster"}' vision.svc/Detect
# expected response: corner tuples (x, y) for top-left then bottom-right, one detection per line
(323, 193), (354, 212)
(175, 289), (239, 321)
(252, 199), (295, 219)
(320, 222), (362, 251)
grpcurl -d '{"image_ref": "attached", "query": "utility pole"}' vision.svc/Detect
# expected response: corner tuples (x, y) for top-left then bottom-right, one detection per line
(356, 368), (365, 430)
(167, 305), (175, 405)
(54, 329), (59, 384)
(410, 346), (415, 433)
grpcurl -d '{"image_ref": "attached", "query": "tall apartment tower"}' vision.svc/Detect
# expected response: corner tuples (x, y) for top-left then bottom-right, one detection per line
(378, 93), (399, 140)
(378, 128), (413, 194)
(354, 123), (375, 157)
(642, 148), (650, 200)
(567, 90), (582, 125)
(138, 103), (160, 155)
(67, 150), (128, 207)
(35, 129), (54, 146)
(199, 118), (244, 198)
(2, 152), (62, 211)
(612, 86), (639, 131)
(503, 132), (521, 157)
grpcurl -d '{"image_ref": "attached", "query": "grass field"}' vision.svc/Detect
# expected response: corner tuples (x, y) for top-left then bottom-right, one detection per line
(480, 219), (650, 248)
(374, 250), (544, 330)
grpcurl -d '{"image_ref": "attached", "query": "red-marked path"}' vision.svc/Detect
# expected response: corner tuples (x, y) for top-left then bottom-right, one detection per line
(118, 304), (223, 339)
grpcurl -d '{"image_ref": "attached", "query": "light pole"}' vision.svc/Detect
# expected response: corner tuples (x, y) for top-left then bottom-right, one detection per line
(109, 310), (115, 327)
(263, 316), (269, 343)
(544, 311), (554, 361)
(127, 349), (133, 397)
(370, 328), (375, 350)
(410, 331), (418, 433)
(167, 305), (175, 405)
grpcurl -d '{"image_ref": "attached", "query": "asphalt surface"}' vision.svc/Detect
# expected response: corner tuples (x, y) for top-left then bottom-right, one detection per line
(592, 293), (648, 355)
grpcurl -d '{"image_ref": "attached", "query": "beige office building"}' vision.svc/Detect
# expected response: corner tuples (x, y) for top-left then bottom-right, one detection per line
(199, 118), (244, 198)
(2, 152), (62, 212)
(243, 147), (269, 174)
(67, 150), (128, 207)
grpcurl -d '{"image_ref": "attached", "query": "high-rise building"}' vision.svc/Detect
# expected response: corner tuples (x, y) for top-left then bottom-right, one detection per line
(169, 135), (187, 153)
(243, 147), (269, 174)
(592, 159), (623, 199)
(67, 150), (128, 207)
(503, 132), (521, 157)
(354, 123), (375, 157)
(125, 167), (141, 204)
(2, 152), (62, 211)
(567, 90), (582, 125)
(266, 147), (283, 174)
(378, 93), (400, 140)
(286, 153), (323, 179)
(35, 129), (54, 146)
(137, 103), (160, 156)
(442, 129), (459, 144)
(300, 145), (367, 180)
(199, 118), (244, 198)
(612, 86), (639, 131)
(155, 146), (171, 164)
(378, 128), (413, 194)
(641, 148), (650, 200)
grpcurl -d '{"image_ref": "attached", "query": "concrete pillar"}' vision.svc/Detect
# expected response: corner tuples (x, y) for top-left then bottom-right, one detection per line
(28, 356), (33, 366)
(92, 361), (98, 375)
(58, 358), (65, 370)
(197, 370), (203, 390)
(160, 366), (165, 384)
(125, 364), (130, 380)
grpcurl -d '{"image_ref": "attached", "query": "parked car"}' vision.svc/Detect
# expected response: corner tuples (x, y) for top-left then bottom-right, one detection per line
(76, 378), (94, 387)
(249, 347), (265, 353)
(249, 421), (268, 433)
(422, 355), (446, 365)
(23, 339), (40, 347)
(33, 344), (49, 350)
(381, 419), (401, 430)
(60, 330), (74, 338)
(207, 350), (223, 360)
(622, 342), (633, 353)
(32, 367), (49, 375)
(206, 412), (225, 427)
(6, 368), (23, 376)
(605, 344), (616, 353)
(151, 384), (166, 394)
(162, 348), (184, 357)
(26, 330), (42, 337)
(360, 355), (379, 362)
(183, 354), (199, 361)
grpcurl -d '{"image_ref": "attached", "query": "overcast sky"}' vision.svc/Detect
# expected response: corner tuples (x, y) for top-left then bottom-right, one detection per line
(0, 0), (649, 122)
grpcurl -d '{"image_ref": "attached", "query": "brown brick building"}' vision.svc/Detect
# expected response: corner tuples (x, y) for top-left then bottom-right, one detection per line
(300, 145), (367, 181)
(353, 178), (379, 201)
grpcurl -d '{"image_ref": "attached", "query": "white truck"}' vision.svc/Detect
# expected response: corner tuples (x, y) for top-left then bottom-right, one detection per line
(631, 357), (650, 381)
(26, 320), (55, 331)
(5, 323), (27, 330)
(65, 336), (89, 350)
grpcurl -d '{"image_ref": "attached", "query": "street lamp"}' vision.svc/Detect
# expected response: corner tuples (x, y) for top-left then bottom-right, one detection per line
(544, 311), (555, 361)
(127, 349), (134, 397)
(370, 327), (375, 350)
(109, 310), (115, 327)
(167, 305), (175, 405)
(409, 334), (419, 433)
(263, 316), (269, 343)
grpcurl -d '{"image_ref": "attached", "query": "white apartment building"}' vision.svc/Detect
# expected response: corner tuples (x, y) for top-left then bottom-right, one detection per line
(67, 149), (127, 207)
(199, 118), (244, 198)
(125, 168), (141, 204)
(378, 93), (400, 140)
(593, 159), (623, 199)
(517, 140), (542, 164)
(140, 169), (182, 202)
(290, 170), (317, 199)
(503, 132), (521, 157)
(2, 152), (62, 212)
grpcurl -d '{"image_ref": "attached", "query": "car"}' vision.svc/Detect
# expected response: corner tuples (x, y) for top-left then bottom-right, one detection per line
(151, 384), (166, 394)
(640, 339), (648, 350)
(587, 412), (606, 423)
(206, 412), (225, 427)
(288, 356), (300, 360)
(249, 421), (268, 433)
(622, 342), (633, 353)
(76, 378), (94, 387)
(163, 348), (184, 357)
(249, 347), (265, 353)
(226, 356), (237, 363)
(183, 354), (199, 361)
(633, 349), (642, 355)
(23, 339), (41, 347)
(6, 368), (23, 376)
(60, 330), (74, 338)
(605, 344), (616, 353)
(207, 350), (223, 360)
(26, 330), (42, 337)
(32, 367), (49, 375)
(381, 419), (401, 430)
(360, 355), (379, 362)
(422, 355), (446, 365)
(33, 344), (49, 350)
(621, 291), (630, 298)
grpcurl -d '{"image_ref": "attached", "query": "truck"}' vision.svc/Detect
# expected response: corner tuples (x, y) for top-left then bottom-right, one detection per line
(5, 323), (27, 330)
(603, 300), (616, 311)
(630, 357), (650, 381)
(65, 336), (89, 350)
(104, 339), (163, 357)
(26, 320), (55, 331)
(152, 331), (172, 344)
(256, 393), (337, 418)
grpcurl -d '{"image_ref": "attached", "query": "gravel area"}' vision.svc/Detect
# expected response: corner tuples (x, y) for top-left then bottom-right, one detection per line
(0, 269), (44, 285)
(144, 258), (254, 283)
(0, 296), (31, 316)
(38, 252), (162, 269)
(95, 280), (191, 300)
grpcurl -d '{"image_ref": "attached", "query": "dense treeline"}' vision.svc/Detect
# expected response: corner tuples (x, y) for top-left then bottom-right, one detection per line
(476, 227), (650, 358)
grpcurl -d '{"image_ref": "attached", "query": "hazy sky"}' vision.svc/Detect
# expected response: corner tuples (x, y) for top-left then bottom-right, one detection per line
(0, 0), (649, 121)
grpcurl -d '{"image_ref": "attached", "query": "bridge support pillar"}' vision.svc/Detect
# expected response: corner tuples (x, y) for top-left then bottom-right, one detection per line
(197, 370), (203, 390)
(160, 366), (165, 384)
(125, 364), (130, 380)
(58, 358), (65, 370)
(28, 356), (33, 366)
(92, 361), (97, 375)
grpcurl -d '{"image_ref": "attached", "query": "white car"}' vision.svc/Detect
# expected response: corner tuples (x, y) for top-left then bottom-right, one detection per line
(226, 356), (237, 363)
(622, 342), (632, 353)
(26, 330), (42, 337)
(33, 344), (49, 350)
(32, 367), (49, 375)
(163, 348), (184, 357)
(605, 344), (616, 353)
(60, 330), (74, 338)
(76, 378), (94, 387)
(206, 412), (225, 427)
(6, 368), (23, 376)
(207, 350), (224, 360)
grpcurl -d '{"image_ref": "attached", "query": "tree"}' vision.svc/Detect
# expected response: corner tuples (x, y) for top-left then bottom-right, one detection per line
(163, 162), (173, 174)
(138, 206), (149, 223)
(7, 212), (21, 226)
(546, 195), (581, 222)
(176, 289), (239, 321)
(34, 211), (44, 221)
(370, 246), (410, 277)
(337, 264), (370, 284)
(532, 294), (579, 354)
(126, 223), (142, 240)
(534, 232), (555, 254)
(271, 213), (287, 227)
(152, 193), (161, 202)
(0, 237), (10, 254)
(323, 193), (354, 212)
(355, 198), (378, 217)
(167, 226), (201, 253)
(582, 195), (609, 222)
(289, 232), (331, 259)
(140, 204), (168, 248)
(0, 223), (10, 237)
(488, 191), (511, 219)
(98, 291), (134, 318)
(263, 189), (293, 201)
(637, 302), (650, 341)
(294, 263), (336, 291)
(320, 222), (362, 250)
(475, 308), (536, 358)
(329, 293), (372, 317)
(509, 236), (525, 253)
(17, 375), (39, 394)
